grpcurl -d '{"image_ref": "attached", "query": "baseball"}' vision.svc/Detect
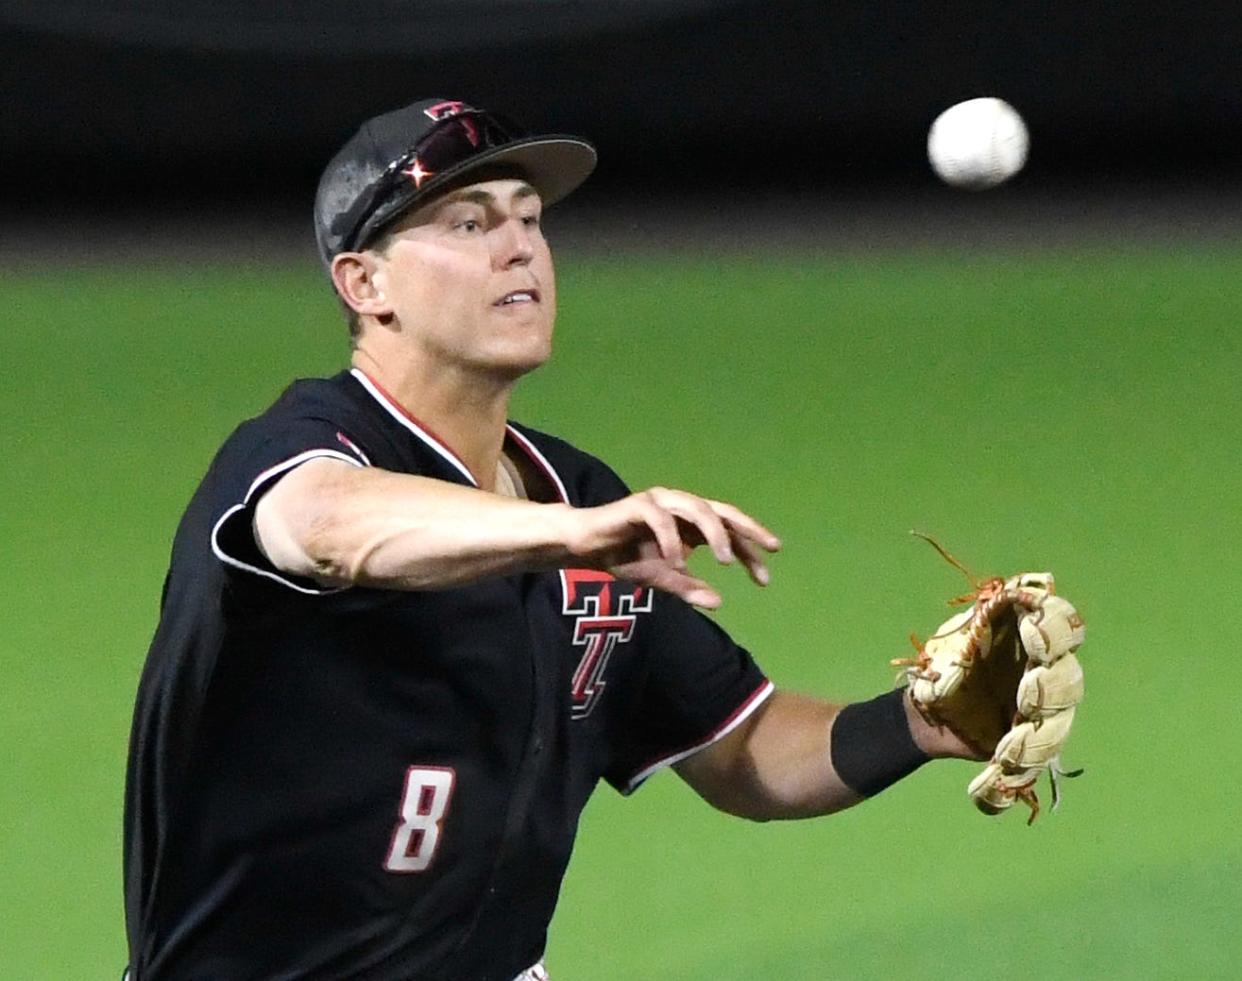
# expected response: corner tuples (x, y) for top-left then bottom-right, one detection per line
(927, 97), (1029, 190)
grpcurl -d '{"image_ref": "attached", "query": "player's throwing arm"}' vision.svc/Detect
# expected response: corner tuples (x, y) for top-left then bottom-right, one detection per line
(256, 459), (780, 607)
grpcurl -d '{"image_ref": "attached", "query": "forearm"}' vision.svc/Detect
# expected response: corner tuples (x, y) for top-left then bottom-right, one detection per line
(678, 688), (953, 822)
(677, 692), (860, 821)
(255, 460), (577, 589)
(723, 692), (862, 821)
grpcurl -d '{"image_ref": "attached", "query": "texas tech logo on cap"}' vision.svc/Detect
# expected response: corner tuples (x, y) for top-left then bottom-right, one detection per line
(560, 569), (653, 719)
(423, 101), (474, 122)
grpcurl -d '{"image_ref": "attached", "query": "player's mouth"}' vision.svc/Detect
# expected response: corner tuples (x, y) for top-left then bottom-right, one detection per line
(494, 288), (540, 307)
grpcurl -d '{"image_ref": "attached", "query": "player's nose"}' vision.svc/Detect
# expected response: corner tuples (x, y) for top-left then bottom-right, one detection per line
(491, 217), (535, 270)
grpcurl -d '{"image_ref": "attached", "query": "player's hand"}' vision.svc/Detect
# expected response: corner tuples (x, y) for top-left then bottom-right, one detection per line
(900, 689), (991, 761)
(563, 487), (781, 608)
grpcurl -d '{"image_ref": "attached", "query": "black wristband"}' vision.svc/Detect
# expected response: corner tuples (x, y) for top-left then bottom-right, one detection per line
(830, 688), (931, 798)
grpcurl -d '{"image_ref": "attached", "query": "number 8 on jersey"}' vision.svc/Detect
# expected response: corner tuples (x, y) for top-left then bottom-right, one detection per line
(385, 766), (456, 873)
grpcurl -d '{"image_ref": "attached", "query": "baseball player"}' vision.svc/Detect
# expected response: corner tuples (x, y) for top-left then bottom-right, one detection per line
(123, 98), (1049, 980)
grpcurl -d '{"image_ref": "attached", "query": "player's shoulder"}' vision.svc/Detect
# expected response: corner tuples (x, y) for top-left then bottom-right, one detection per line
(225, 371), (362, 437)
(507, 421), (631, 506)
(206, 371), (365, 466)
(265, 371), (363, 421)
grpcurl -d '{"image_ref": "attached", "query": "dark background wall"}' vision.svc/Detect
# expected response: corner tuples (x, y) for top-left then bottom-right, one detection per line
(3, 0), (1241, 212)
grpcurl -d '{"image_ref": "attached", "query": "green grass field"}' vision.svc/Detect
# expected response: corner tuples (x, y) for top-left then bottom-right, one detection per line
(3, 246), (1239, 978)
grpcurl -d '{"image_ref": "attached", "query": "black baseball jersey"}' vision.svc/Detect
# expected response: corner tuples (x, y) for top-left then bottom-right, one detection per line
(124, 368), (771, 981)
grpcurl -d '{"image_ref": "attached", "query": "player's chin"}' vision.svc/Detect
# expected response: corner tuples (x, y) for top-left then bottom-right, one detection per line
(480, 339), (552, 380)
(477, 314), (553, 373)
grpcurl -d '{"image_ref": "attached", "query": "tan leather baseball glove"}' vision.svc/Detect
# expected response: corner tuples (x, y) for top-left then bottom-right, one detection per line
(896, 537), (1086, 824)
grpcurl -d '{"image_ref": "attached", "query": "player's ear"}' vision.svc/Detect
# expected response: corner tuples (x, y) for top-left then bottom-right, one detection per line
(331, 252), (392, 320)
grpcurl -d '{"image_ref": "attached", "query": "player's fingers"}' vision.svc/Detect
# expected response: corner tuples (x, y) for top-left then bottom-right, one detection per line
(729, 534), (771, 587)
(634, 493), (686, 569)
(707, 500), (782, 552)
(651, 567), (723, 609)
(650, 488), (735, 565)
(610, 555), (722, 608)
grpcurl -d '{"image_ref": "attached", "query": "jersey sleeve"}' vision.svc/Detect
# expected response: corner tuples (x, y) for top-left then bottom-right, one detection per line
(603, 595), (773, 794)
(209, 415), (371, 595)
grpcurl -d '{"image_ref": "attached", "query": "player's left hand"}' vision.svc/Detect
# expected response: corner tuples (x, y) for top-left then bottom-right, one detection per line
(896, 571), (1086, 823)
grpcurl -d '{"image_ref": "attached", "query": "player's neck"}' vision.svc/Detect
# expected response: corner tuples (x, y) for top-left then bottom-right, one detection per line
(351, 349), (513, 493)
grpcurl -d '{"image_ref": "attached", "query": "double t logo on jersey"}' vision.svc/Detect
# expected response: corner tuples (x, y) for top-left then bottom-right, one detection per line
(560, 569), (653, 719)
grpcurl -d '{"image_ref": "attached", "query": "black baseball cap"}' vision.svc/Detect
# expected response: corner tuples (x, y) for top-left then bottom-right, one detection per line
(313, 98), (596, 268)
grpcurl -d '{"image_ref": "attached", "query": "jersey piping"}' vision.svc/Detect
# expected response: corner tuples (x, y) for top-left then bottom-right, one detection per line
(621, 679), (776, 793)
(504, 426), (570, 504)
(349, 367), (479, 485)
(349, 366), (572, 505)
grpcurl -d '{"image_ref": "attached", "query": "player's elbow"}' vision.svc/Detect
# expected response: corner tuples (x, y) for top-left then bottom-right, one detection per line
(705, 793), (781, 823)
(707, 775), (840, 822)
(302, 511), (451, 590)
(253, 501), (354, 587)
(254, 461), (365, 587)
(297, 510), (364, 586)
(692, 768), (844, 822)
(677, 744), (816, 822)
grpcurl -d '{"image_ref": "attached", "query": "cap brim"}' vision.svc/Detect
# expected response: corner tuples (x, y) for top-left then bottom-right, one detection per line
(359, 135), (597, 248)
(452, 135), (598, 207)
